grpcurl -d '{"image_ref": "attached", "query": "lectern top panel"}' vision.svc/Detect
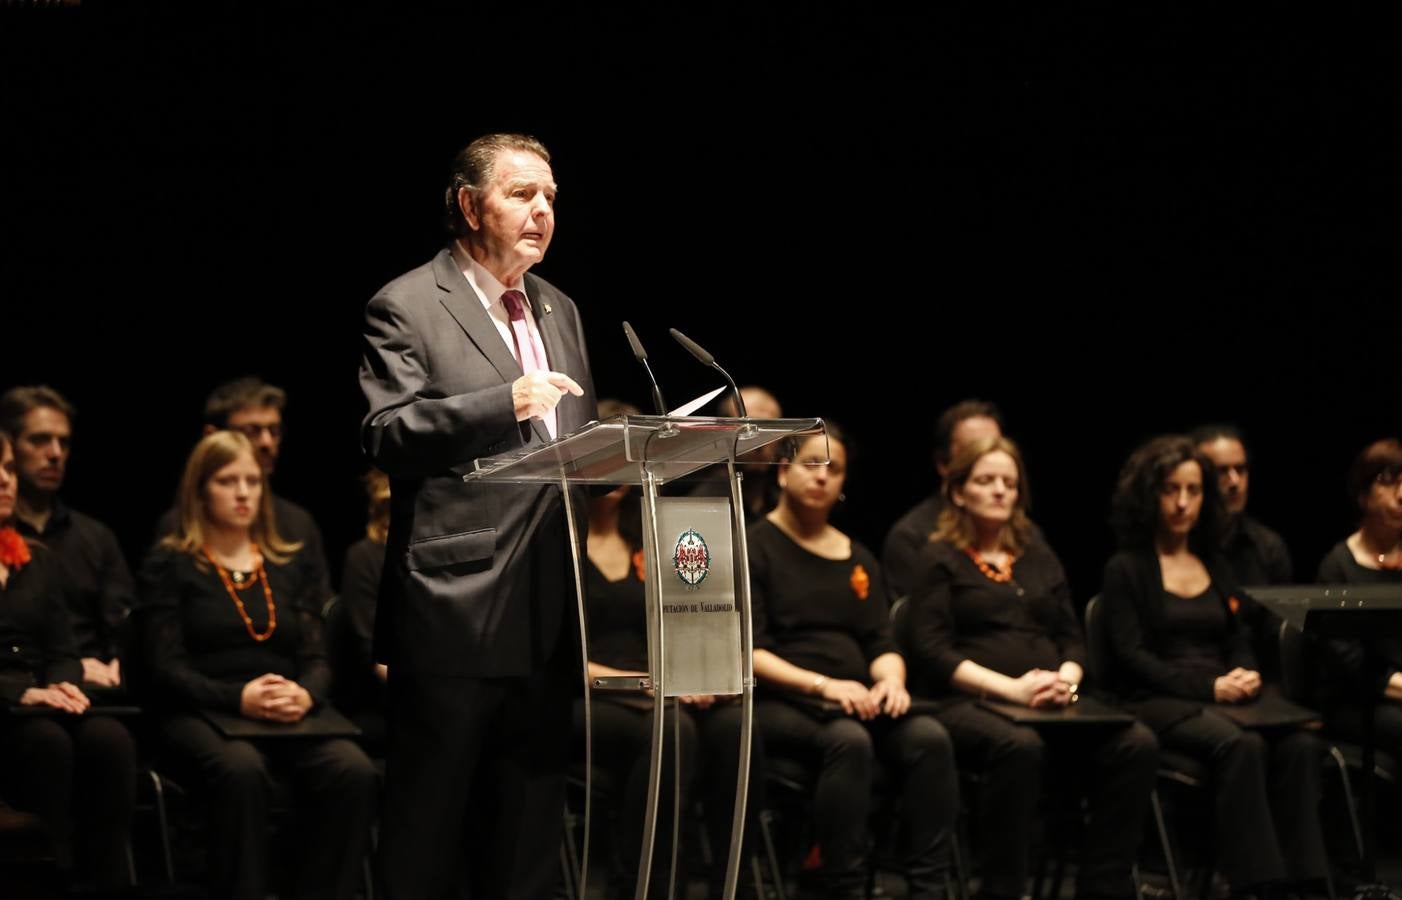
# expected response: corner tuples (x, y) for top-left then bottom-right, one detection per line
(463, 415), (826, 485)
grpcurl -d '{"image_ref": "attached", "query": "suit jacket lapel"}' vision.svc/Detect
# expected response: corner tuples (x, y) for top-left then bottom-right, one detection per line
(432, 249), (523, 387)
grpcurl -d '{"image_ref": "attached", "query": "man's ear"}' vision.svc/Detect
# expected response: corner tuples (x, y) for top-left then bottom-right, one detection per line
(458, 186), (480, 232)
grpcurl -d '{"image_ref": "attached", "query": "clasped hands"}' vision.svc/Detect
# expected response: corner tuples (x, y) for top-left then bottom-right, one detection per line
(240, 673), (314, 723)
(1213, 667), (1262, 704)
(1012, 669), (1076, 709)
(818, 676), (911, 720)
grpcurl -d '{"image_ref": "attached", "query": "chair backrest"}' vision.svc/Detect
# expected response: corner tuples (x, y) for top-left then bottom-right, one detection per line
(1276, 618), (1308, 704)
(1082, 594), (1111, 691)
(888, 593), (910, 654)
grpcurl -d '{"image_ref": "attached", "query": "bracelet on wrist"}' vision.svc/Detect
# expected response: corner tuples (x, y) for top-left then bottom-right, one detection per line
(812, 675), (828, 695)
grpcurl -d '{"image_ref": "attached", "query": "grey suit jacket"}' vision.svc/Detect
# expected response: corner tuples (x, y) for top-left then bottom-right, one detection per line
(359, 248), (597, 677)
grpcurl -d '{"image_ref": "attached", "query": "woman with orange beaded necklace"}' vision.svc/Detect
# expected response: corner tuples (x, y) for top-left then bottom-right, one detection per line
(907, 434), (1158, 900)
(139, 430), (376, 900)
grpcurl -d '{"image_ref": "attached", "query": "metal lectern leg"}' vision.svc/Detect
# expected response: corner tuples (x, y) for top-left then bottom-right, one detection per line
(560, 475), (592, 899)
(722, 461), (755, 900)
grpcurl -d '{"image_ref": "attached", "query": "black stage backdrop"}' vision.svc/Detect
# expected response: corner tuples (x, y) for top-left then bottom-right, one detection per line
(2, 3), (1398, 607)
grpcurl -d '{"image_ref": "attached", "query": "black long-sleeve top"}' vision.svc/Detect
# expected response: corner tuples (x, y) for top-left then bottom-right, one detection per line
(583, 554), (648, 673)
(15, 501), (134, 661)
(907, 539), (1084, 698)
(138, 546), (330, 714)
(1219, 514), (1293, 587)
(337, 536), (387, 714)
(1315, 541), (1402, 703)
(748, 519), (897, 686)
(1101, 548), (1254, 731)
(0, 543), (83, 702)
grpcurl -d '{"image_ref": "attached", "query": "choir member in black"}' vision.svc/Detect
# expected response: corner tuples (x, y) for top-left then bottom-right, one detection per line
(1102, 436), (1328, 897)
(907, 435), (1157, 900)
(0, 427), (136, 890)
(140, 430), (377, 900)
(750, 424), (957, 900)
(336, 468), (390, 753)
(574, 400), (760, 898)
(883, 400), (1006, 599)
(1, 385), (134, 691)
(1314, 437), (1402, 752)
(1191, 425), (1293, 587)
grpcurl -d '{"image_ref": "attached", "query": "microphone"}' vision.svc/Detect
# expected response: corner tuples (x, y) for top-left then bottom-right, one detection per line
(622, 321), (667, 416)
(668, 328), (748, 420)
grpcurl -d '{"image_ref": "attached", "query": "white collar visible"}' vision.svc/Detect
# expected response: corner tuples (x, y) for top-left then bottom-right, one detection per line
(451, 240), (532, 314)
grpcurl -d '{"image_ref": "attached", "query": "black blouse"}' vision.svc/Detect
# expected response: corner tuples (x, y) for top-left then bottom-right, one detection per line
(748, 519), (897, 686)
(138, 546), (330, 714)
(908, 539), (1084, 697)
(584, 553), (648, 673)
(338, 536), (387, 713)
(1101, 548), (1254, 731)
(1316, 540), (1402, 701)
(0, 543), (82, 703)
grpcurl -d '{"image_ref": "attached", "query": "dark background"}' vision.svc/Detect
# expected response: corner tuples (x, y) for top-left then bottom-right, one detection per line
(2, 3), (1397, 601)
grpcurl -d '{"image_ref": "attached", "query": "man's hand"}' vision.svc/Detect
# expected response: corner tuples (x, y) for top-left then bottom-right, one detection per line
(513, 371), (583, 422)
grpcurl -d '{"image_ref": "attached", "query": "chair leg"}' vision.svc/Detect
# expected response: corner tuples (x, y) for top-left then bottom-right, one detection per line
(146, 769), (175, 885)
(1149, 789), (1183, 900)
(1329, 746), (1367, 865)
(758, 809), (788, 900)
(951, 828), (970, 900)
(560, 808), (580, 900)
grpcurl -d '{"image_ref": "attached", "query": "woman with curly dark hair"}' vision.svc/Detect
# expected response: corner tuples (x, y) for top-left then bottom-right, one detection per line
(1101, 435), (1327, 898)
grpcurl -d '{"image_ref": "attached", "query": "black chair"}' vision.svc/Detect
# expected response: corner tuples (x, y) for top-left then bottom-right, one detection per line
(564, 713), (787, 900)
(1276, 620), (1397, 869)
(1082, 595), (1184, 900)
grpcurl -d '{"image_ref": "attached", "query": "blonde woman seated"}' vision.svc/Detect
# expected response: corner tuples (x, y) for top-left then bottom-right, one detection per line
(907, 435), (1157, 900)
(139, 431), (376, 900)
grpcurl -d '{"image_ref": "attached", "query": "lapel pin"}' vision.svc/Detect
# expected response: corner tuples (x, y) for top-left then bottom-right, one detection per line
(542, 303), (553, 315)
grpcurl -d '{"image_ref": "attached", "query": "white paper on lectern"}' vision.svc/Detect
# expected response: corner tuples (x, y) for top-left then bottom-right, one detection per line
(667, 386), (727, 417)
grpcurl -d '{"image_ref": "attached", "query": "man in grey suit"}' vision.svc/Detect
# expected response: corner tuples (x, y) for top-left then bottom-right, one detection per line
(360, 133), (597, 900)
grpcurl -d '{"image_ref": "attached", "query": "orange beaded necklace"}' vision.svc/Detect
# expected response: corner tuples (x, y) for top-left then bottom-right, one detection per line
(202, 545), (277, 642)
(964, 545), (1015, 583)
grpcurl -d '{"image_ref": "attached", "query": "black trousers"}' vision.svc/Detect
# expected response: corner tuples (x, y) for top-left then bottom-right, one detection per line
(158, 714), (378, 900)
(575, 696), (768, 895)
(937, 700), (1159, 900)
(757, 699), (958, 898)
(1158, 709), (1328, 889)
(378, 650), (577, 900)
(0, 713), (135, 888)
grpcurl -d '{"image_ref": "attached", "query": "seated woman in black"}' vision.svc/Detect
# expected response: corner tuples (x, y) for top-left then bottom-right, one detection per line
(0, 428), (135, 890)
(1102, 435), (1327, 897)
(750, 423), (957, 900)
(907, 435), (1157, 900)
(572, 399), (763, 897)
(139, 430), (377, 900)
(1314, 437), (1402, 751)
(336, 468), (389, 754)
